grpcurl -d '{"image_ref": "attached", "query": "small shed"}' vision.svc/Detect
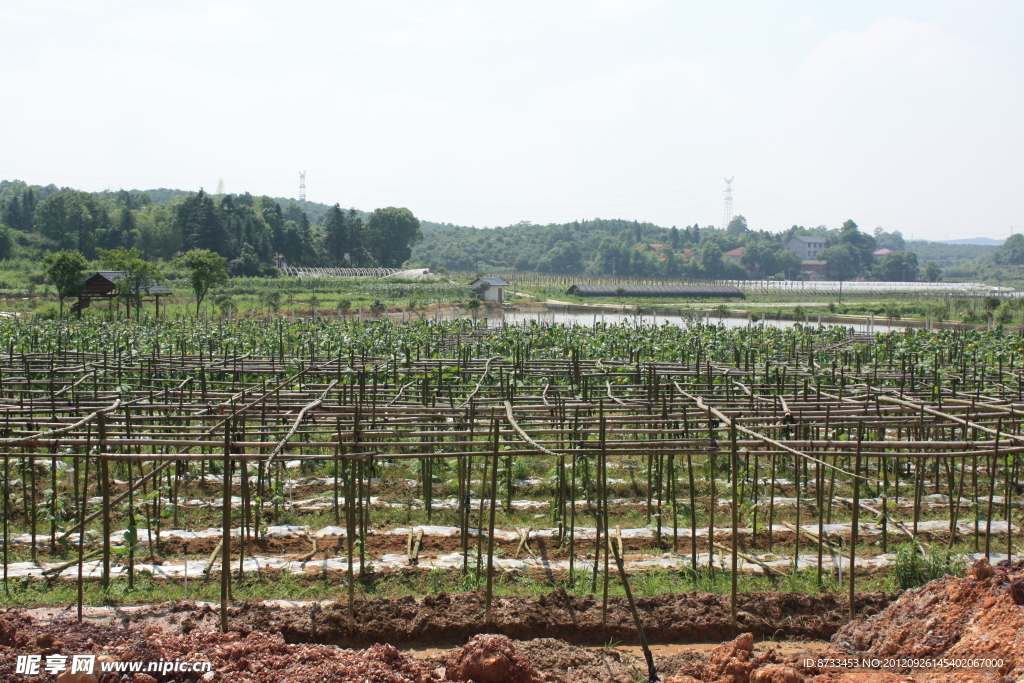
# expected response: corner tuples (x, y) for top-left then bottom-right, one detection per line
(72, 271), (173, 318)
(470, 277), (508, 303)
(566, 284), (745, 299)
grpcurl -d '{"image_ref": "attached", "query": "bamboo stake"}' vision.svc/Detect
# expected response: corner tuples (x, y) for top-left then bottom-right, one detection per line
(729, 419), (739, 625)
(609, 540), (660, 683)
(850, 423), (862, 621)
(220, 419), (231, 632)
(484, 419), (499, 624)
(99, 414), (110, 590)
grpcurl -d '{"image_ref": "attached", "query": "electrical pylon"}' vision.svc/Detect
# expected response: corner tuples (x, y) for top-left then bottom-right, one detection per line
(722, 177), (734, 230)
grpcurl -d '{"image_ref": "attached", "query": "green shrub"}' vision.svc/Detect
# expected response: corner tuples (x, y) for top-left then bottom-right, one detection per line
(883, 301), (901, 320)
(893, 541), (965, 589)
(34, 302), (61, 319)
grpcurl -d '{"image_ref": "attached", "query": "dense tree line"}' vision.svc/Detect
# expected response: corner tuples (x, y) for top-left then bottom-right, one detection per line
(1, 179), (947, 282)
(413, 215), (928, 281)
(0, 180), (421, 274)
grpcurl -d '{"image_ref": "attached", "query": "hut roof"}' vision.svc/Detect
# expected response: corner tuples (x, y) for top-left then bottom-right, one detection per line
(471, 277), (508, 287)
(81, 271), (172, 297)
(566, 284), (745, 299)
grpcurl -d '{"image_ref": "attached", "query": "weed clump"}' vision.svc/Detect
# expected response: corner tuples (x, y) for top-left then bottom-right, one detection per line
(892, 541), (965, 589)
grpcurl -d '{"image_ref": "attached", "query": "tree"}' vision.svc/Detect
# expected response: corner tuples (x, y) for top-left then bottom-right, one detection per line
(96, 206), (136, 251)
(97, 247), (162, 320)
(2, 196), (21, 233)
(873, 227), (905, 251)
(176, 249), (228, 316)
(837, 219), (876, 274)
(876, 251), (919, 281)
(740, 241), (771, 277)
(43, 250), (88, 316)
(997, 234), (1024, 265)
(0, 227), (12, 261)
(669, 226), (681, 250)
(726, 215), (748, 236)
(228, 242), (270, 277)
(322, 204), (352, 267)
(365, 207), (423, 267)
(214, 293), (235, 319)
(135, 203), (180, 261)
(34, 190), (109, 257)
(698, 243), (724, 277)
(466, 297), (481, 321)
(261, 290), (282, 316)
(819, 243), (859, 281)
(776, 250), (803, 280)
(174, 190), (228, 256)
(537, 241), (583, 273)
(924, 260), (941, 282)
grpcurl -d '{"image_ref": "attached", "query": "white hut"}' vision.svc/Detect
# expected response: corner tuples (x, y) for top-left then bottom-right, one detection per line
(470, 277), (508, 303)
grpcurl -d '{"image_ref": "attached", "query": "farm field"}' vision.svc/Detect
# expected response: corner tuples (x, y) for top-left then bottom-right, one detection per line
(3, 257), (1023, 328)
(2, 316), (1024, 680)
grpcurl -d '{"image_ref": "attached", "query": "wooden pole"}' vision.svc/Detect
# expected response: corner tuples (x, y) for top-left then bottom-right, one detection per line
(849, 423), (863, 622)
(221, 419), (231, 632)
(99, 414), (110, 590)
(484, 418), (499, 624)
(730, 419), (739, 625)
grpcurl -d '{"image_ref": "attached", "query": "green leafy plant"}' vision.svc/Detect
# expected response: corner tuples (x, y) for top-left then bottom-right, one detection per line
(892, 541), (965, 589)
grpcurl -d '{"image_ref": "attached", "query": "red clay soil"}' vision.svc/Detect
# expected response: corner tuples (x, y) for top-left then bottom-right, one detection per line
(827, 557), (1024, 681)
(230, 588), (894, 648)
(444, 634), (541, 683)
(0, 614), (441, 683)
(0, 606), (643, 683)
(663, 633), (809, 683)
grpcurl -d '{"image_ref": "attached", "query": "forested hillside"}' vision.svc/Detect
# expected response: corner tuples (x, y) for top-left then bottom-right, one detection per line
(0, 180), (419, 275)
(2, 179), (1009, 283)
(413, 216), (921, 281)
(905, 240), (998, 266)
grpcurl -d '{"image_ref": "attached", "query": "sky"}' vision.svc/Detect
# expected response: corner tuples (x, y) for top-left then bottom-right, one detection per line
(1, 1), (1022, 240)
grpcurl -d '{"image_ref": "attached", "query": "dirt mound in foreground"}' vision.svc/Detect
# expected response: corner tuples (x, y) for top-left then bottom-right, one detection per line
(661, 633), (808, 683)
(0, 615), (440, 683)
(445, 634), (541, 683)
(830, 558), (1024, 681)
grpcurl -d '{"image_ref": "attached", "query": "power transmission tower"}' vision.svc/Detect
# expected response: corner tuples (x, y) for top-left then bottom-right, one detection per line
(299, 171), (306, 202)
(721, 177), (734, 230)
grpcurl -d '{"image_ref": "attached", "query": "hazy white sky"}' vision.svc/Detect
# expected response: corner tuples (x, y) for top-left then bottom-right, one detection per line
(2, 1), (1021, 239)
